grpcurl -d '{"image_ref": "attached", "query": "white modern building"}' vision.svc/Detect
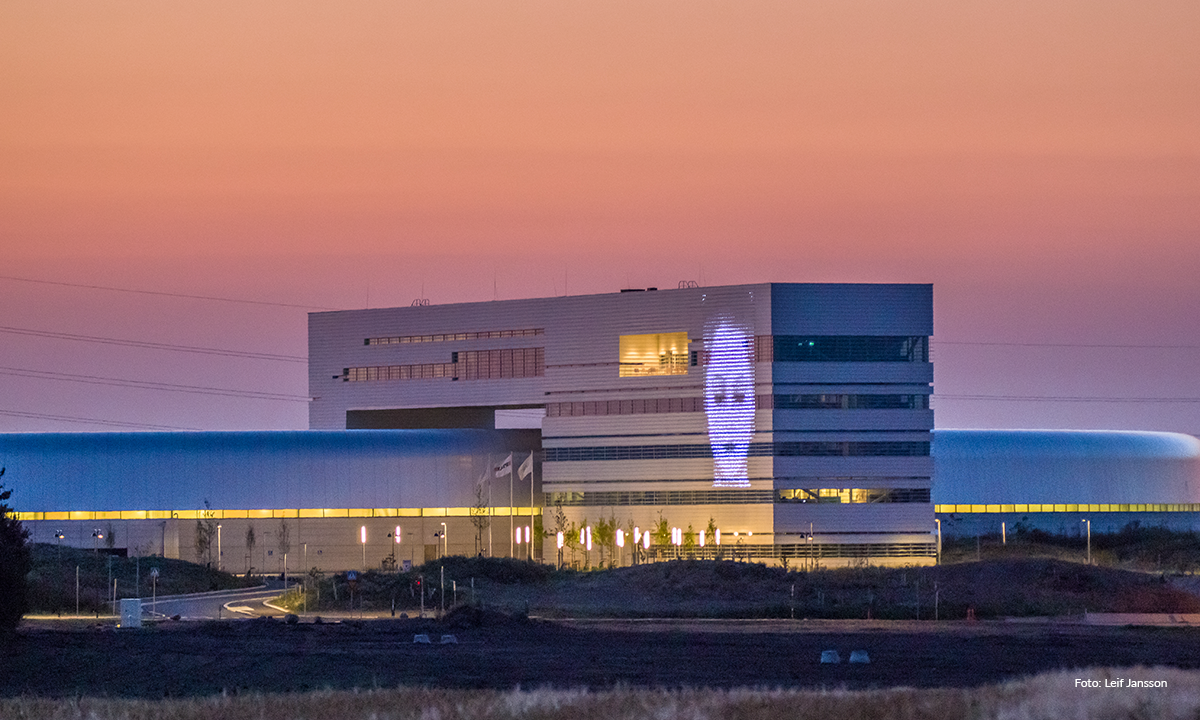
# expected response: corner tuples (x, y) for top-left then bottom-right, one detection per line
(310, 282), (937, 565)
(933, 429), (1200, 536)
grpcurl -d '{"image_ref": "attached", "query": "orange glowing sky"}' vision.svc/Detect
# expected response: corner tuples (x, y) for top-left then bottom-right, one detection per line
(1, 1), (1198, 433)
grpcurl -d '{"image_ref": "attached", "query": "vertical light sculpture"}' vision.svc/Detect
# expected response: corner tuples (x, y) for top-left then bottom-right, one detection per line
(360, 525), (366, 570)
(704, 316), (754, 488)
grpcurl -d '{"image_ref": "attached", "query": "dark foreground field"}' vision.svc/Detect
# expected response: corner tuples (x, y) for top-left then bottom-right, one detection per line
(4, 614), (1200, 698)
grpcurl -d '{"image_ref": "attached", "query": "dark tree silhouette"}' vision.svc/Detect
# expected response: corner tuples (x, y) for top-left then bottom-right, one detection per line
(0, 467), (31, 634)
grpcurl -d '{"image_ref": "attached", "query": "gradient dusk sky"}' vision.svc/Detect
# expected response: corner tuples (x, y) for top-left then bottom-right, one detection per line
(2, 1), (1198, 434)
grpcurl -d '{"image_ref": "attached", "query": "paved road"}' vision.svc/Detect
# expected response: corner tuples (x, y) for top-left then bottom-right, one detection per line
(141, 584), (288, 620)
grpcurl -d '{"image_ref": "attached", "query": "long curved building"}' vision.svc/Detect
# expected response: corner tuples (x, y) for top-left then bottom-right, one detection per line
(933, 429), (1200, 535)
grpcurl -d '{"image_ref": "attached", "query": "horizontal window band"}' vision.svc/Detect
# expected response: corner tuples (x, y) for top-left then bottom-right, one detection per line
(341, 347), (544, 382)
(777, 488), (930, 504)
(549, 490), (774, 506)
(935, 504), (1200, 514)
(760, 336), (929, 364)
(366, 328), (543, 345)
(547, 394), (929, 417)
(546, 442), (930, 461)
(643, 544), (936, 559)
(548, 488), (929, 506)
(17, 507), (543, 522)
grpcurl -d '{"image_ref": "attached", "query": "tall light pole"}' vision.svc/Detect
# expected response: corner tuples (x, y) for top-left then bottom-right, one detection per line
(1081, 518), (1091, 564)
(216, 524), (222, 571)
(935, 518), (942, 565)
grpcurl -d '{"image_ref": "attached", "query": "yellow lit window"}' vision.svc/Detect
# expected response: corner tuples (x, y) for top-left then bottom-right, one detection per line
(619, 332), (689, 377)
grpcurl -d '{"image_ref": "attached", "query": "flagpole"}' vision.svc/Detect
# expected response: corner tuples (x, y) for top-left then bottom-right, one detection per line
(529, 452), (535, 561)
(510, 460), (515, 559)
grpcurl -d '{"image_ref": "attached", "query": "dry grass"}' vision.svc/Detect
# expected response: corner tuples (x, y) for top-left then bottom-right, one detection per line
(0, 667), (1195, 720)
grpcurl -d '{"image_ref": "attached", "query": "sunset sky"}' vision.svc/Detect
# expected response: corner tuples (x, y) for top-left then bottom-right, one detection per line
(2, 0), (1198, 434)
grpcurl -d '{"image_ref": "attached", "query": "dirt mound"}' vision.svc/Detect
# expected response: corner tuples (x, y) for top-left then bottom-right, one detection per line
(441, 604), (531, 629)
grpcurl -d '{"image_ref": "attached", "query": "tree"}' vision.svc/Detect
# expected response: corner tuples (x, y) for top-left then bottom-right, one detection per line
(594, 517), (614, 566)
(469, 477), (491, 555)
(245, 524), (257, 574)
(0, 468), (31, 634)
(277, 518), (291, 567)
(194, 500), (218, 566)
(652, 512), (671, 547)
(104, 522), (116, 551)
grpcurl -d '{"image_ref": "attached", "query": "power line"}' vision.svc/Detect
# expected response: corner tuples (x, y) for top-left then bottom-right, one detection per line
(0, 366), (311, 402)
(935, 394), (1200, 404)
(0, 325), (305, 363)
(0, 409), (199, 431)
(932, 340), (1200, 350)
(0, 274), (342, 311)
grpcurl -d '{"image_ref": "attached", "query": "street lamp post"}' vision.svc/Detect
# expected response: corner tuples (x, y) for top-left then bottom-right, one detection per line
(1081, 518), (1091, 564)
(934, 518), (942, 565)
(92, 528), (103, 553)
(217, 524), (222, 571)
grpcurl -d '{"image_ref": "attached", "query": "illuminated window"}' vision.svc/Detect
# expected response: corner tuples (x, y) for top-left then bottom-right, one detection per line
(619, 332), (690, 377)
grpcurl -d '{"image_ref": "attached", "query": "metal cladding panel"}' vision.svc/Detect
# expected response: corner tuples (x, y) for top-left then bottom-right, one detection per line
(0, 430), (525, 512)
(774, 503), (935, 533)
(770, 283), (933, 335)
(773, 457), (933, 477)
(560, 504), (773, 533)
(770, 364), (933, 384)
(543, 458), (775, 485)
(542, 415), (709, 441)
(933, 429), (1200, 505)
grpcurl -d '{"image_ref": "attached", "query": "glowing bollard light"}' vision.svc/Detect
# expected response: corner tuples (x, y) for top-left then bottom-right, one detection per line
(699, 530), (706, 548)
(515, 527), (522, 545)
(556, 531), (564, 549)
(394, 526), (402, 544)
(616, 529), (624, 547)
(643, 531), (650, 550)
(524, 526), (531, 544)
(716, 528), (721, 545)
(634, 527), (641, 545)
(585, 526), (592, 552)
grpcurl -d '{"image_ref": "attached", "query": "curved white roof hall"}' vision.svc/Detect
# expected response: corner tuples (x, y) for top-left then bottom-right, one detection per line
(932, 429), (1200, 506)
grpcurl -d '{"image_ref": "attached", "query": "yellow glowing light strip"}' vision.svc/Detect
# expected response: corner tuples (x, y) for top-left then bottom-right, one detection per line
(15, 506), (542, 522)
(934, 504), (1200, 514)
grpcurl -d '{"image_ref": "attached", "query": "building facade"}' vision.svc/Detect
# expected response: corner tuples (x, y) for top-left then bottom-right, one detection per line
(933, 429), (1200, 536)
(310, 282), (936, 565)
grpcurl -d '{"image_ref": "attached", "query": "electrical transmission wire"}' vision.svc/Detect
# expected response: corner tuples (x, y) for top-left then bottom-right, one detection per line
(0, 409), (200, 431)
(931, 340), (1200, 350)
(935, 394), (1200, 404)
(0, 273), (342, 311)
(0, 325), (305, 363)
(0, 366), (311, 402)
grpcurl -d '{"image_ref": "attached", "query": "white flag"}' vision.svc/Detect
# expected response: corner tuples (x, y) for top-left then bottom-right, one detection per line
(518, 452), (534, 480)
(494, 453), (513, 478)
